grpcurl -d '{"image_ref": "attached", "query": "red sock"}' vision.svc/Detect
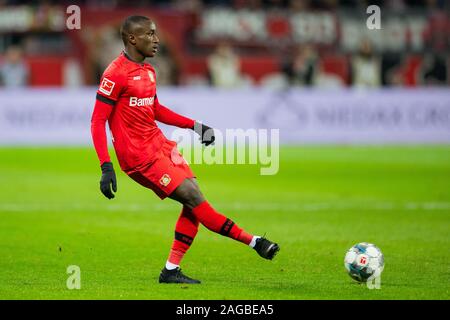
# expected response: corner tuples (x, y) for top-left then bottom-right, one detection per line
(191, 201), (253, 245)
(167, 206), (199, 266)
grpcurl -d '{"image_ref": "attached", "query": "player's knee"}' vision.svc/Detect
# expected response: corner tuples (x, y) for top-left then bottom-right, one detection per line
(171, 179), (204, 209)
(184, 185), (204, 208)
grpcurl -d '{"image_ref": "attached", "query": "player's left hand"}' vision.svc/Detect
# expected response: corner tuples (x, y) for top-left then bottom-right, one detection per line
(193, 121), (215, 146)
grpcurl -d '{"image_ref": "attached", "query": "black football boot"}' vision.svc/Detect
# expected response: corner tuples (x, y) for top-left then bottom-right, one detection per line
(159, 267), (201, 284)
(254, 237), (280, 260)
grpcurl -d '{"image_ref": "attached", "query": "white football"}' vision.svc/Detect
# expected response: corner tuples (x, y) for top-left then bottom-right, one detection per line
(344, 242), (384, 282)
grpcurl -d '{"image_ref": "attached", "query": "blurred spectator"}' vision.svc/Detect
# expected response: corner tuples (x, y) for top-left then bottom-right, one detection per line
(381, 52), (403, 86)
(172, 0), (203, 12)
(207, 42), (245, 88)
(63, 58), (84, 87)
(0, 45), (29, 87)
(95, 24), (124, 78)
(420, 52), (448, 85)
(150, 43), (179, 86)
(289, 0), (311, 12)
(281, 44), (318, 86)
(350, 40), (381, 88)
(314, 64), (346, 88)
(384, 0), (407, 12)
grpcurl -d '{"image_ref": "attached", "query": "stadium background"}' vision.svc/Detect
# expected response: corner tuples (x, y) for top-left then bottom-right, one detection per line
(0, 0), (449, 300)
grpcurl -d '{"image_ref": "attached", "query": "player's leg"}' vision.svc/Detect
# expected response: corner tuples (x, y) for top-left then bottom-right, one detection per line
(169, 178), (280, 259)
(159, 205), (202, 284)
(165, 206), (199, 270)
(169, 178), (253, 244)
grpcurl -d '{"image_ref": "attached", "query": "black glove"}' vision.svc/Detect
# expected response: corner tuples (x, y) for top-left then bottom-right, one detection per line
(192, 121), (215, 146)
(100, 162), (117, 199)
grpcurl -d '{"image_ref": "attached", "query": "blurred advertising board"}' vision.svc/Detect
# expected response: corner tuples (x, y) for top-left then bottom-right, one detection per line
(0, 88), (449, 145)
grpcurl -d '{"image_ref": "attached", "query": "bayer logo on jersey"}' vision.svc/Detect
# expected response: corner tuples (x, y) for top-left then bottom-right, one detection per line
(159, 174), (171, 187)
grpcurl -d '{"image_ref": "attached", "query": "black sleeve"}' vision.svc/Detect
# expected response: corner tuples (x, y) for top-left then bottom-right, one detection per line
(96, 93), (116, 106)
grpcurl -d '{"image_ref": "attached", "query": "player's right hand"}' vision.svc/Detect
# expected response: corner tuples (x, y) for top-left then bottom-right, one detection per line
(100, 162), (117, 199)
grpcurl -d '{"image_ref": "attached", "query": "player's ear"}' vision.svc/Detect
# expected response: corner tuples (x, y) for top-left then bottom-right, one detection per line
(128, 34), (136, 45)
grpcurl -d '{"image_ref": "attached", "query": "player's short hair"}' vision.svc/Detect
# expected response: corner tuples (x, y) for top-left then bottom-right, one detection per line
(120, 15), (150, 46)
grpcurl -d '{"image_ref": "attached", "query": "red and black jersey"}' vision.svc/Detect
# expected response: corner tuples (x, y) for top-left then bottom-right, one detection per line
(91, 51), (195, 172)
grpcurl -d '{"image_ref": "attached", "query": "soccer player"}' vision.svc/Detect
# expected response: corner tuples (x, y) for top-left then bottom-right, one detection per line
(91, 16), (280, 284)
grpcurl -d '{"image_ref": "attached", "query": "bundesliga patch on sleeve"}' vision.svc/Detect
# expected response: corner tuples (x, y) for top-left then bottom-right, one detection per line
(99, 78), (115, 96)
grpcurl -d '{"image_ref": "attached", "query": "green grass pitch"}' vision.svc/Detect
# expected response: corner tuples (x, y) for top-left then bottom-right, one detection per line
(0, 146), (449, 300)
